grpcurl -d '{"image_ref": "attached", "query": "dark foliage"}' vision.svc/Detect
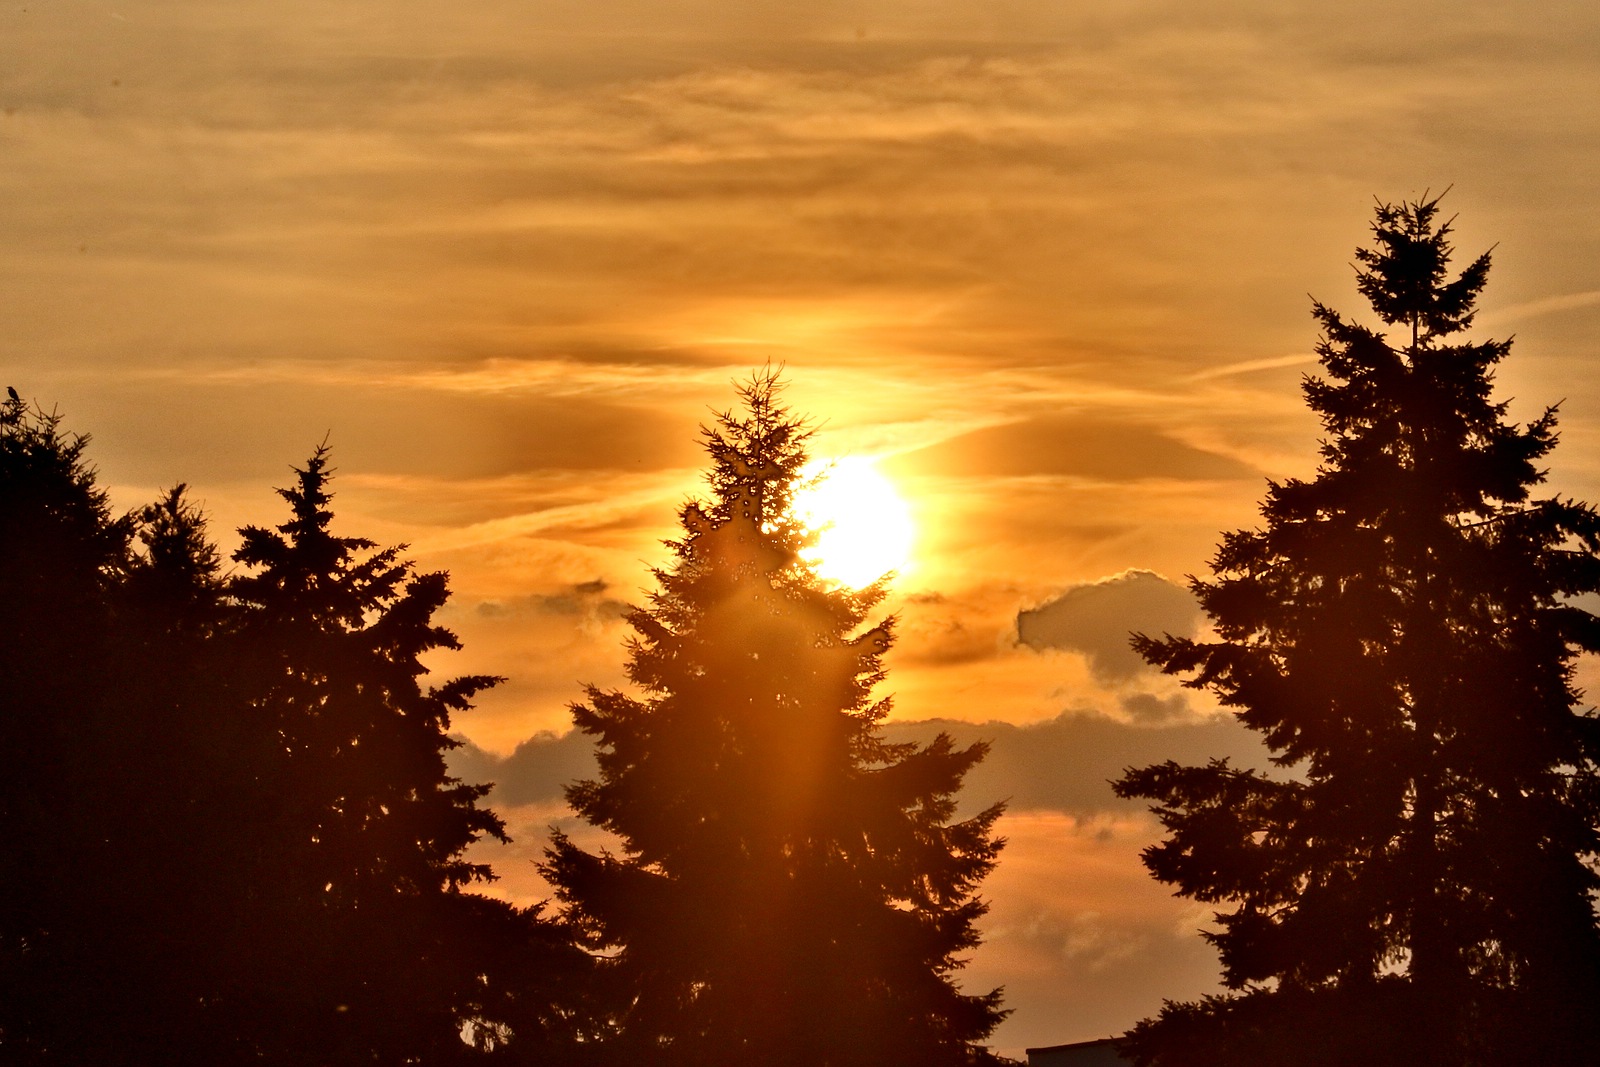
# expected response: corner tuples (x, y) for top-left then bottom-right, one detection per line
(0, 399), (580, 1064)
(1114, 198), (1600, 1066)
(0, 395), (135, 1060)
(217, 446), (521, 1063)
(543, 371), (1011, 1067)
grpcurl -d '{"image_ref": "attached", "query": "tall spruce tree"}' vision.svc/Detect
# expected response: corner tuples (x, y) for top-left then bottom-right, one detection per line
(1114, 198), (1600, 1066)
(0, 393), (134, 1057)
(543, 372), (1009, 1067)
(225, 446), (527, 1064)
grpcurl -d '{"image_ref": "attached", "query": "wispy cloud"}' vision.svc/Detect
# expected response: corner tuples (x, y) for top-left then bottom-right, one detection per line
(1480, 290), (1600, 327)
(9, 1), (1600, 1050)
(1186, 352), (1319, 382)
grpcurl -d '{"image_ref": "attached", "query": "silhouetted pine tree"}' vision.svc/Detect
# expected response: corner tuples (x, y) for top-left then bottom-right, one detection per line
(92, 485), (250, 1061)
(0, 406), (272, 1062)
(0, 393), (135, 1057)
(543, 372), (1009, 1067)
(224, 446), (528, 1063)
(0, 407), (585, 1063)
(1114, 197), (1600, 1067)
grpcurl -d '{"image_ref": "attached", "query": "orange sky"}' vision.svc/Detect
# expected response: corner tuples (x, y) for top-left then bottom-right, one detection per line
(7, 0), (1600, 1056)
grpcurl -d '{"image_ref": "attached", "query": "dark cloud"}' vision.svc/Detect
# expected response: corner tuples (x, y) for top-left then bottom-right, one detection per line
(1017, 570), (1203, 683)
(891, 613), (1005, 668)
(52, 378), (705, 486)
(452, 708), (1270, 818)
(882, 417), (1259, 483)
(450, 728), (598, 808)
(884, 712), (1271, 818)
(475, 582), (631, 621)
(1118, 691), (1189, 724)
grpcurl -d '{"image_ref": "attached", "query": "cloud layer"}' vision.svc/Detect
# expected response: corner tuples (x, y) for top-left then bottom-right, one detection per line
(1017, 570), (1204, 685)
(10, 0), (1600, 1053)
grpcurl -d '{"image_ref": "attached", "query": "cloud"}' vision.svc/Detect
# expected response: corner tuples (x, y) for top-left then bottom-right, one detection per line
(435, 573), (653, 752)
(1016, 570), (1203, 683)
(965, 809), (1227, 1057)
(1186, 352), (1319, 382)
(451, 728), (599, 808)
(884, 417), (1259, 483)
(891, 592), (1014, 668)
(474, 581), (632, 623)
(1117, 691), (1189, 724)
(1478, 289), (1600, 327)
(452, 707), (1269, 822)
(884, 711), (1269, 817)
(29, 375), (708, 488)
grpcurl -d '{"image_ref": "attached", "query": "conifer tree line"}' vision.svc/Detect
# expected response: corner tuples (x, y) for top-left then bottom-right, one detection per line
(5, 194), (1600, 1067)
(0, 379), (1008, 1064)
(0, 414), (591, 1064)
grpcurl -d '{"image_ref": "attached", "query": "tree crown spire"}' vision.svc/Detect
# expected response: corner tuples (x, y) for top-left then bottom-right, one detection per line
(1353, 192), (1492, 347)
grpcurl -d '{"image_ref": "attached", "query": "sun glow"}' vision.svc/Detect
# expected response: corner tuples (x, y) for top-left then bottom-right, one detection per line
(794, 457), (915, 588)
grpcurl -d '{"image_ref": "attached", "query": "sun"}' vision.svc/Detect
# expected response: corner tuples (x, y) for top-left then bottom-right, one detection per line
(793, 456), (915, 588)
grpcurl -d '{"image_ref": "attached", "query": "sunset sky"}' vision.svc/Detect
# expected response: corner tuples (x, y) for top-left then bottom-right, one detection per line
(7, 0), (1600, 1056)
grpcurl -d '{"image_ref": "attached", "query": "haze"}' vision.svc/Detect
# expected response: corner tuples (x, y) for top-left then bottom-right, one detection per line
(6, 0), (1599, 1056)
